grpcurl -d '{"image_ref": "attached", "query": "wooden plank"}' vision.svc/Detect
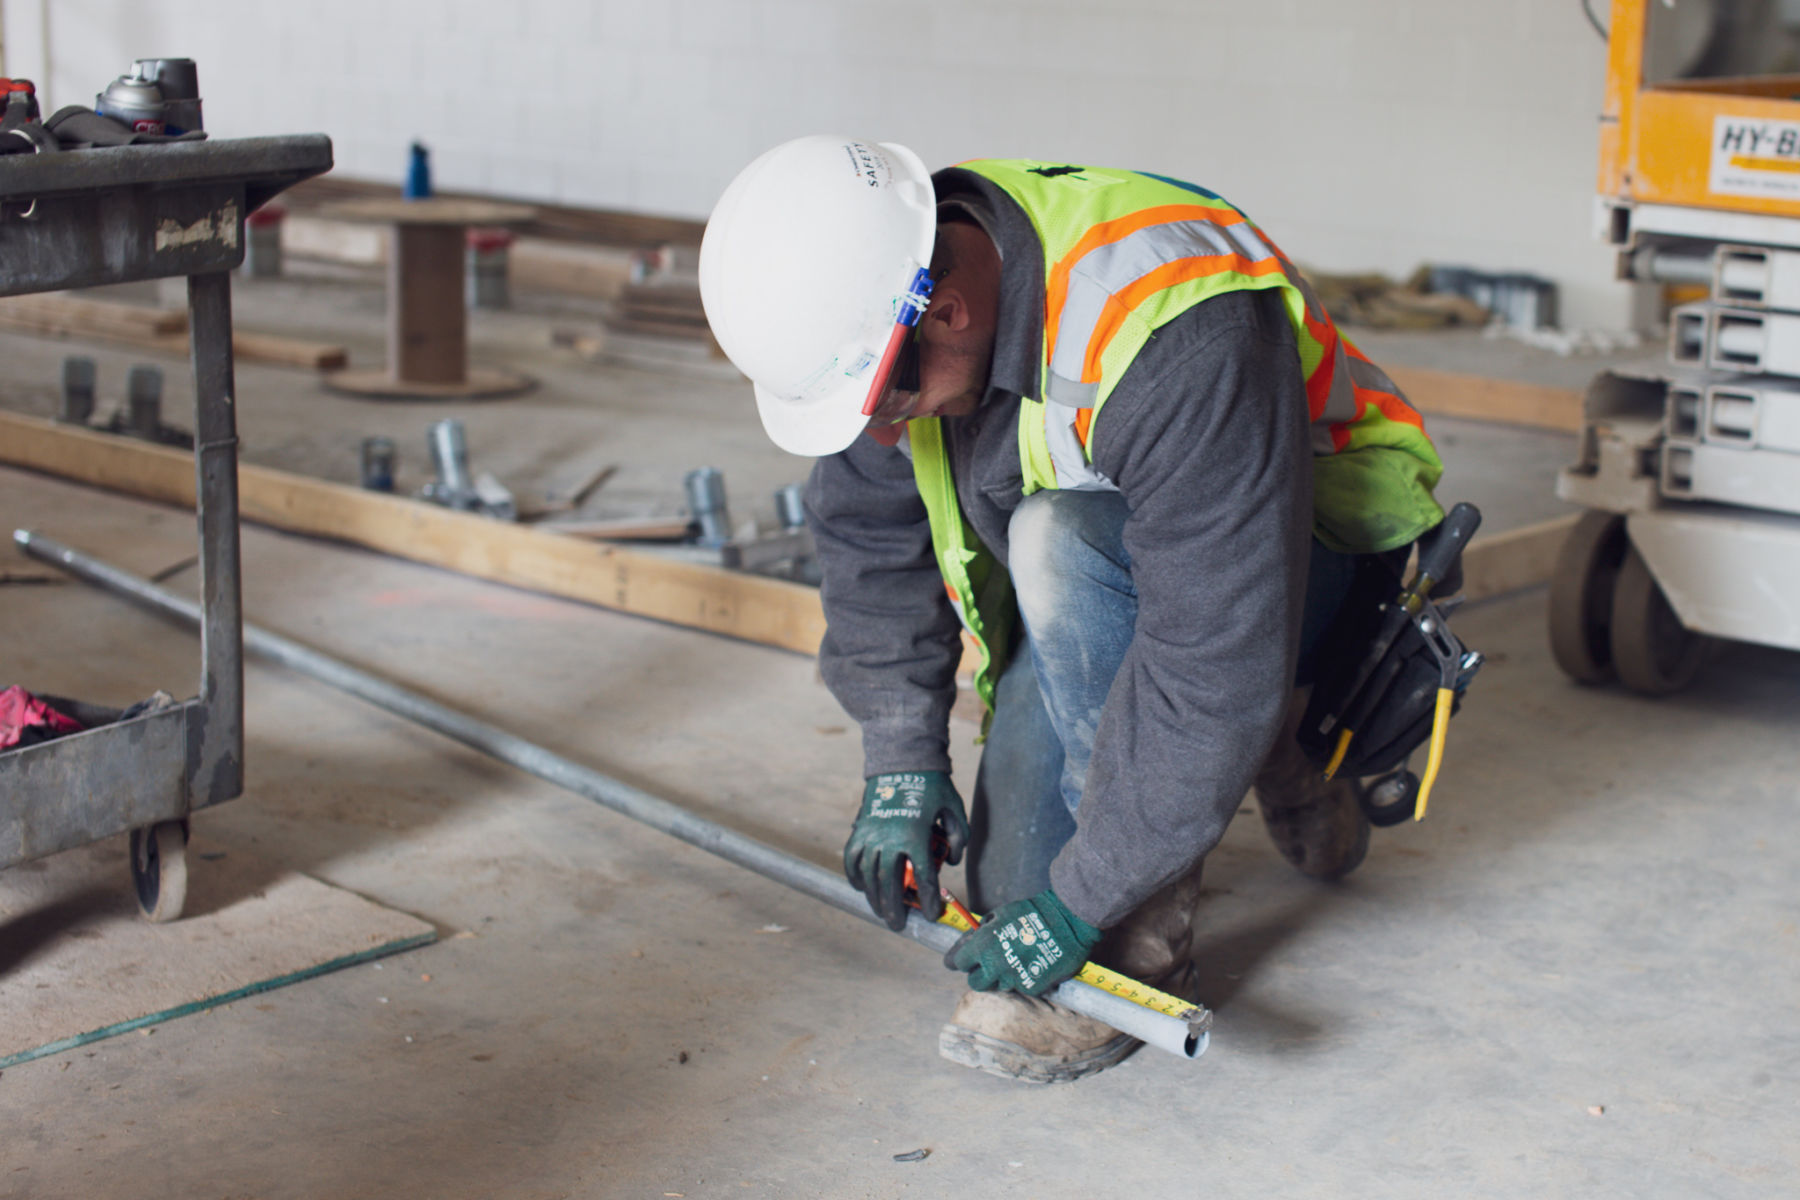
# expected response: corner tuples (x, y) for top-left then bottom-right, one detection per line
(0, 411), (827, 657)
(0, 318), (349, 371)
(606, 315), (722, 345)
(1388, 364), (1585, 433)
(0, 294), (189, 338)
(548, 517), (696, 541)
(0, 409), (1573, 671)
(510, 240), (631, 299)
(281, 221), (637, 302)
(227, 330), (349, 371)
(284, 175), (705, 249)
(1459, 512), (1579, 601)
(281, 215), (388, 266)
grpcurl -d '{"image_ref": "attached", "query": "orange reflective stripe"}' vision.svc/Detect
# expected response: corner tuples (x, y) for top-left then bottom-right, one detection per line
(1074, 406), (1095, 447)
(1045, 204), (1243, 368)
(1080, 253), (1287, 384)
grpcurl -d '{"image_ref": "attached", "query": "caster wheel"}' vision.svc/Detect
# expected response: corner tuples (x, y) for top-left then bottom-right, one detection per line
(1359, 770), (1419, 827)
(1548, 510), (1629, 685)
(130, 819), (189, 923)
(1610, 545), (1707, 696)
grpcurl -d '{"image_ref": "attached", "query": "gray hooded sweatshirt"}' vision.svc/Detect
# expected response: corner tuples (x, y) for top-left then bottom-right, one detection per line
(803, 167), (1314, 928)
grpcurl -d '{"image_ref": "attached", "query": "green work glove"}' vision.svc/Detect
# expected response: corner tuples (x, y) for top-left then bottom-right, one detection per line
(944, 887), (1103, 997)
(843, 770), (969, 932)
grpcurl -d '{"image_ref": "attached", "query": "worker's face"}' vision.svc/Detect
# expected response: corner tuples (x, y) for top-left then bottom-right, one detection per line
(862, 298), (993, 432)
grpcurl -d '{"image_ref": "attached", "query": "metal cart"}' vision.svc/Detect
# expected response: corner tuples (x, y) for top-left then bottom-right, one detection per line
(0, 134), (333, 919)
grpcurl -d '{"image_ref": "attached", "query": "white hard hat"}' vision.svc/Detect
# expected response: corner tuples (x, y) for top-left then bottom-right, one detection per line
(699, 135), (937, 457)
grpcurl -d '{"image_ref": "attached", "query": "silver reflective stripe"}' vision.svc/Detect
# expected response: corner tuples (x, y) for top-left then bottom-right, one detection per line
(1044, 405), (1117, 491)
(1048, 216), (1279, 388)
(1315, 339), (1360, 441)
(1274, 252), (1329, 323)
(1045, 373), (1099, 407)
(1308, 342), (1360, 453)
(1306, 342), (1403, 452)
(1347, 352), (1401, 398)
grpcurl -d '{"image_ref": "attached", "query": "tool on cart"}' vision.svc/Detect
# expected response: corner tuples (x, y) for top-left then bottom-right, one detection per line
(92, 58), (204, 137)
(2, 61), (208, 163)
(1301, 502), (1485, 824)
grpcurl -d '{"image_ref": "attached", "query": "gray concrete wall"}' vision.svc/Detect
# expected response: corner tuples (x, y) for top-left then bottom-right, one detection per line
(5, 0), (1626, 327)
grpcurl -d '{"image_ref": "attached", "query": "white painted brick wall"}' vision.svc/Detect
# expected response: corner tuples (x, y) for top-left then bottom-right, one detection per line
(4, 0), (1626, 327)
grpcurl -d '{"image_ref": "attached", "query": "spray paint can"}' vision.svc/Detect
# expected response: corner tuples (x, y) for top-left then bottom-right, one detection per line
(95, 68), (165, 134)
(134, 58), (203, 134)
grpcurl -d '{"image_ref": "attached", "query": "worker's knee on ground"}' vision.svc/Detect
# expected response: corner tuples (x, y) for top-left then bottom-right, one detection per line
(1007, 489), (1133, 625)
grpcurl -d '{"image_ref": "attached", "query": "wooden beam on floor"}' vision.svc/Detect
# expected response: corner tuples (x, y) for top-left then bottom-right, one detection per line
(1458, 512), (1578, 601)
(0, 300), (349, 371)
(226, 330), (349, 371)
(1388, 364), (1585, 433)
(0, 293), (188, 339)
(0, 411), (827, 656)
(284, 175), (705, 249)
(2, 410), (1575, 667)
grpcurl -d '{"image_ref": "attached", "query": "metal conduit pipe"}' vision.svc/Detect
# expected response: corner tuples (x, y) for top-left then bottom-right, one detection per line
(16, 530), (1209, 1061)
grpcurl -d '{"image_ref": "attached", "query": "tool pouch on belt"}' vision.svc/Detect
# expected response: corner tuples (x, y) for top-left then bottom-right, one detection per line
(1301, 614), (1457, 778)
(1297, 503), (1484, 781)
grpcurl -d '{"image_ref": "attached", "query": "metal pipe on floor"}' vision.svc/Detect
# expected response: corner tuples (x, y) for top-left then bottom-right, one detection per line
(15, 530), (1208, 1062)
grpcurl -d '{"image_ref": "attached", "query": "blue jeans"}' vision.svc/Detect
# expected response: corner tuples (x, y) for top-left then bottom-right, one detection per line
(963, 489), (1357, 911)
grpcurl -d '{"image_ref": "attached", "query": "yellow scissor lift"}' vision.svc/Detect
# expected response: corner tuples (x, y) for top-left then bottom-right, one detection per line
(1552, 0), (1800, 692)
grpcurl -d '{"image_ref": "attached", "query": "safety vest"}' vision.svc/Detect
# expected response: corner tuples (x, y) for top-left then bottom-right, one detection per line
(909, 161), (1446, 722)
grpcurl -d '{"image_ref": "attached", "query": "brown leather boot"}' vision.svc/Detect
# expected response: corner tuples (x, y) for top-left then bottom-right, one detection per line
(937, 866), (1205, 1083)
(1254, 687), (1370, 880)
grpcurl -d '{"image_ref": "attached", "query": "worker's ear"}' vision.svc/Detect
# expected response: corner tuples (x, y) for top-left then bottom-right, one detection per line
(924, 286), (973, 335)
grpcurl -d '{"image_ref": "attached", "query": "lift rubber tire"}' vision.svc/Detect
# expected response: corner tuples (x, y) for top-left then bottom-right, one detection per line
(1548, 509), (1630, 685)
(130, 819), (189, 923)
(1610, 544), (1707, 697)
(1359, 770), (1419, 828)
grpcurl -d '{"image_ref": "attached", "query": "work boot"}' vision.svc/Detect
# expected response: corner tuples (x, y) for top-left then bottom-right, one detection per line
(1254, 688), (1370, 880)
(938, 866), (1205, 1083)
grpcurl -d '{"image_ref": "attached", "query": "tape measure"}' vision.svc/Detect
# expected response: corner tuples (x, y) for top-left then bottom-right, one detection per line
(934, 902), (1209, 1028)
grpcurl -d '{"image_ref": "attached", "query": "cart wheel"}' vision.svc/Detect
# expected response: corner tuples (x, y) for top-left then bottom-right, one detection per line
(130, 819), (189, 923)
(1548, 509), (1629, 684)
(1359, 769), (1419, 828)
(1610, 544), (1707, 697)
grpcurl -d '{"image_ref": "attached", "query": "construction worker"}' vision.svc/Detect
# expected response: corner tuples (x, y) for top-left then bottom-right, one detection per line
(698, 136), (1446, 1083)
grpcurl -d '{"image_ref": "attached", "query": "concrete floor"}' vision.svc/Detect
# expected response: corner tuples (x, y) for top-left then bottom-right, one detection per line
(0, 273), (1795, 1197)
